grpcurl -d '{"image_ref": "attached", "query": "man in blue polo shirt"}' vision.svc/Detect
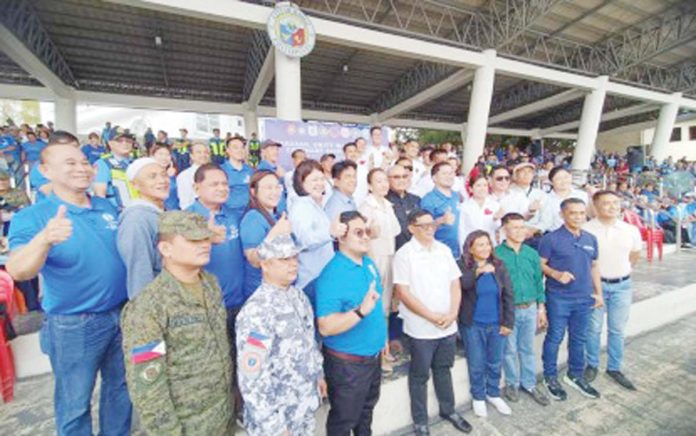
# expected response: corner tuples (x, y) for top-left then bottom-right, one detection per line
(324, 160), (357, 221)
(6, 131), (131, 435)
(221, 136), (253, 219)
(186, 163), (246, 421)
(21, 130), (46, 168)
(538, 198), (604, 402)
(420, 162), (460, 258)
(257, 139), (287, 213)
(316, 210), (386, 435)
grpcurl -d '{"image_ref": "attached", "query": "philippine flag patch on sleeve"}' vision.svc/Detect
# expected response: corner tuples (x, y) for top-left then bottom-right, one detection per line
(131, 340), (167, 364)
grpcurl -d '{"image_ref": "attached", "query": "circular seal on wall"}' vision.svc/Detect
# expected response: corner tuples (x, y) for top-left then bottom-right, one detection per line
(267, 2), (316, 58)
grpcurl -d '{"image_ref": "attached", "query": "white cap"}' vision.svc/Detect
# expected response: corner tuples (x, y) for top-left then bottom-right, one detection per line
(126, 157), (159, 181)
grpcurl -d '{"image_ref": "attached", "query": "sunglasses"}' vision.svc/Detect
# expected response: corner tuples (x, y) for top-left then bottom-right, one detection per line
(412, 222), (437, 230)
(400, 165), (414, 172)
(494, 176), (510, 181)
(389, 174), (409, 180)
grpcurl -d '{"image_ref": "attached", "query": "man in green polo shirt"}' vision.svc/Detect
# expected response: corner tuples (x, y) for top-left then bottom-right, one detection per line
(495, 212), (550, 406)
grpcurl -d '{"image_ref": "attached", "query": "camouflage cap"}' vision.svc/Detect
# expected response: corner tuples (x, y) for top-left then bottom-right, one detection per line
(158, 211), (215, 241)
(257, 234), (300, 260)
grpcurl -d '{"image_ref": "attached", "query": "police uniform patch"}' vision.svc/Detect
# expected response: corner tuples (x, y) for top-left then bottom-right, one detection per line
(139, 361), (163, 384)
(240, 350), (264, 376)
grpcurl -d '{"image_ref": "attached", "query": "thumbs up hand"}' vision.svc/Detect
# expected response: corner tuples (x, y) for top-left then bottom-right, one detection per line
(41, 205), (73, 246)
(268, 212), (292, 238)
(208, 214), (227, 244)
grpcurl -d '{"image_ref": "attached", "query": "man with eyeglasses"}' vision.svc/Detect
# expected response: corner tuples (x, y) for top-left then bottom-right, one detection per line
(387, 160), (421, 251)
(315, 211), (386, 435)
(393, 209), (471, 435)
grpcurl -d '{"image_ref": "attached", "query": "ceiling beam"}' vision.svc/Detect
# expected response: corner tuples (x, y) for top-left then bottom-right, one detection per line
(539, 102), (657, 136)
(242, 29), (273, 108)
(488, 88), (584, 125)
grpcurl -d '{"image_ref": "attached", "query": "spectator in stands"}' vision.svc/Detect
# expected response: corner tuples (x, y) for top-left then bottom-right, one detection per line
(394, 209), (471, 435)
(539, 198), (603, 401)
(538, 166), (589, 233)
(21, 130), (46, 168)
(459, 174), (503, 248)
(0, 169), (30, 234)
(240, 170), (287, 299)
(420, 162), (460, 258)
(258, 140), (287, 213)
(176, 141), (211, 210)
(358, 168), (401, 372)
(143, 127), (155, 151)
(325, 160), (358, 222)
(221, 136), (254, 219)
(289, 160), (346, 292)
(458, 230), (514, 418)
(7, 131), (131, 435)
(208, 128), (226, 164)
(584, 190), (642, 391)
(171, 128), (192, 171)
(496, 213), (549, 406)
(81, 132), (106, 165)
(93, 126), (136, 210)
(316, 211), (385, 436)
(150, 143), (180, 210)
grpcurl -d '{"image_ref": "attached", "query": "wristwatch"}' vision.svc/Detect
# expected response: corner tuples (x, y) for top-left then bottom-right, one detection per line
(353, 307), (365, 319)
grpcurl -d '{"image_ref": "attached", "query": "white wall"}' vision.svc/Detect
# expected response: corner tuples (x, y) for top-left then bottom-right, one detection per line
(642, 120), (696, 161)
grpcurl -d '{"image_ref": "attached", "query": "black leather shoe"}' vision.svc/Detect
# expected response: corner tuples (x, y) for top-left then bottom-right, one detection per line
(440, 413), (473, 433)
(607, 370), (637, 390)
(413, 424), (430, 435)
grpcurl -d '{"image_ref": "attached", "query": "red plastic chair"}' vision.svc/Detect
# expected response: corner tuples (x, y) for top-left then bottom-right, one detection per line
(0, 271), (15, 403)
(623, 210), (664, 262)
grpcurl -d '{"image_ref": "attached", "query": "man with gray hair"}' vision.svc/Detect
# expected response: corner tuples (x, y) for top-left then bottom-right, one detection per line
(236, 234), (325, 436)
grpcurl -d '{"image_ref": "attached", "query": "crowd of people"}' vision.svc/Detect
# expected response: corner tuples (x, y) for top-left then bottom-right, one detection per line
(1, 120), (695, 435)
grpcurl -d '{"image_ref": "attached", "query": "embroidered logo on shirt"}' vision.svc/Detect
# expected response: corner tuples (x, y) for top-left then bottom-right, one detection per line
(229, 225), (239, 240)
(102, 213), (118, 230)
(246, 331), (271, 350)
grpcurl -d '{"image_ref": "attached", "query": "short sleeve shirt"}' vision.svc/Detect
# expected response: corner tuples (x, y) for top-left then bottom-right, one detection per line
(583, 218), (642, 279)
(420, 188), (461, 258)
(240, 209), (278, 299)
(221, 161), (253, 216)
(315, 252), (387, 356)
(393, 238), (462, 339)
(538, 226), (598, 298)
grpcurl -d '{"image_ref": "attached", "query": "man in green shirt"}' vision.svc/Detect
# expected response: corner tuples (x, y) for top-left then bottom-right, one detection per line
(495, 212), (550, 406)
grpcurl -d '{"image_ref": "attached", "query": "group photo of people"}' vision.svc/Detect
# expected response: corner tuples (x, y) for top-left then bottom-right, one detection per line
(1, 117), (689, 435)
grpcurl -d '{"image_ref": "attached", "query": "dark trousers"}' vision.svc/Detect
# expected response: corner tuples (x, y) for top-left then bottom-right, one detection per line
(17, 277), (40, 311)
(407, 333), (457, 426)
(324, 351), (382, 436)
(226, 306), (242, 417)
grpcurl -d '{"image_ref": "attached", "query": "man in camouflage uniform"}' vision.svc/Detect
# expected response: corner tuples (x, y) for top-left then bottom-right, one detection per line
(236, 234), (325, 435)
(121, 211), (235, 435)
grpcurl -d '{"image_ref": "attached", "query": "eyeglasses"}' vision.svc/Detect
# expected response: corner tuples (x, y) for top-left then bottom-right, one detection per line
(400, 165), (414, 172)
(412, 222), (437, 230)
(389, 174), (409, 180)
(350, 228), (372, 238)
(494, 176), (510, 181)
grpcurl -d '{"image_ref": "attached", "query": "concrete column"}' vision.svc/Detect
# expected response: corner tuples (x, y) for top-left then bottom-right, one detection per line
(571, 76), (608, 184)
(650, 93), (682, 162)
(244, 109), (259, 139)
(54, 96), (77, 133)
(462, 49), (496, 174)
(274, 48), (302, 121)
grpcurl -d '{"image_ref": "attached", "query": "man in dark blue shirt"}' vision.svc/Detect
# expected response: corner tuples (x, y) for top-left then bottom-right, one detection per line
(538, 198), (603, 401)
(316, 211), (386, 435)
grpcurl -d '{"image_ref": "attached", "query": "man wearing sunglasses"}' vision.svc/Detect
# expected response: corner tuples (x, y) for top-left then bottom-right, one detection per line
(489, 165), (528, 217)
(387, 160), (421, 251)
(315, 211), (387, 435)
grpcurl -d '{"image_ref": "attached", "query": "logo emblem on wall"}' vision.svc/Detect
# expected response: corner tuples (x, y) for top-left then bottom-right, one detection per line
(267, 2), (316, 58)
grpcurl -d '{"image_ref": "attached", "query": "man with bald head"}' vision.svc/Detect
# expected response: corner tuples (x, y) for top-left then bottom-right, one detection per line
(7, 131), (131, 435)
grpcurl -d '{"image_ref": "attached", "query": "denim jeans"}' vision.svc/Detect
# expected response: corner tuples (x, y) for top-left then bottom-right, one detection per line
(503, 304), (538, 390)
(40, 308), (132, 436)
(463, 323), (505, 401)
(406, 334), (456, 425)
(585, 279), (633, 371)
(542, 292), (593, 379)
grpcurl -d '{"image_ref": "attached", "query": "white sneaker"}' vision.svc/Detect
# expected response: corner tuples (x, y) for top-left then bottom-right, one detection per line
(486, 396), (512, 415)
(472, 400), (487, 417)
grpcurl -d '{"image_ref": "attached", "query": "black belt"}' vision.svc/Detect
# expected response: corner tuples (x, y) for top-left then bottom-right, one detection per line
(601, 275), (630, 284)
(323, 347), (380, 363)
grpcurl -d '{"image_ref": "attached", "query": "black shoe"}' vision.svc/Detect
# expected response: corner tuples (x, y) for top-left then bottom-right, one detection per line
(563, 374), (600, 399)
(607, 370), (637, 390)
(584, 365), (598, 382)
(521, 385), (550, 406)
(543, 376), (567, 401)
(413, 424), (430, 435)
(439, 413), (472, 433)
(503, 385), (519, 402)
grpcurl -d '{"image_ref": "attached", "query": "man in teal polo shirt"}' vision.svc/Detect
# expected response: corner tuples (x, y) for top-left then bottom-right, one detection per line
(496, 212), (550, 406)
(316, 210), (387, 435)
(420, 162), (460, 258)
(7, 131), (131, 435)
(221, 135), (253, 219)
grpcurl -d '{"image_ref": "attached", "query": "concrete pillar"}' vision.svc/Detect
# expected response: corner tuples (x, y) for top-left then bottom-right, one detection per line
(54, 96), (77, 133)
(571, 76), (608, 184)
(462, 49), (496, 174)
(650, 93), (682, 162)
(244, 109), (259, 139)
(274, 48), (302, 121)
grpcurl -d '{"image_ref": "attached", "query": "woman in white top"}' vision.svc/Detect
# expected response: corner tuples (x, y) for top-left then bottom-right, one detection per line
(459, 174), (504, 248)
(358, 168), (401, 315)
(538, 166), (589, 233)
